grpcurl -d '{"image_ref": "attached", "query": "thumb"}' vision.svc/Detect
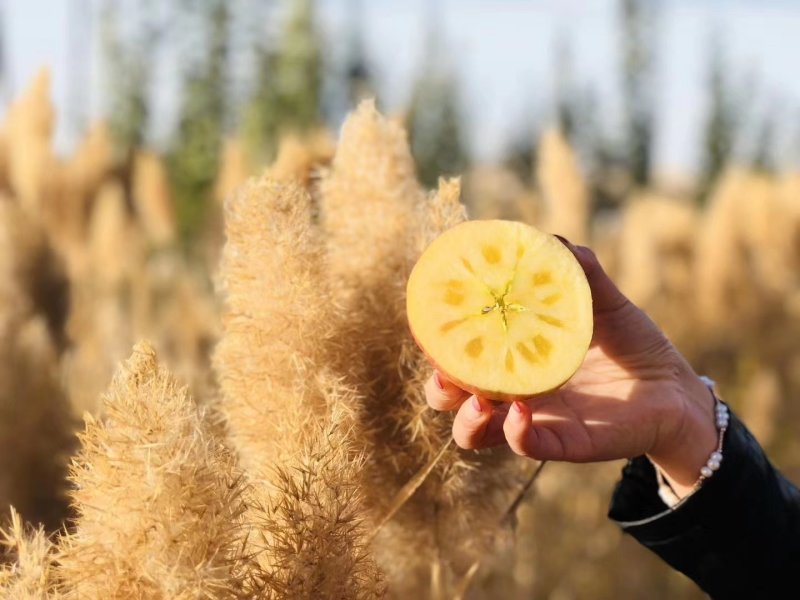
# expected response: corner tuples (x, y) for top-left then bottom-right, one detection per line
(554, 235), (672, 359)
(554, 235), (629, 314)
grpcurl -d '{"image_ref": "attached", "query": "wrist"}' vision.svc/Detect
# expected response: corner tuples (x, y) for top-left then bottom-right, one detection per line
(647, 367), (718, 498)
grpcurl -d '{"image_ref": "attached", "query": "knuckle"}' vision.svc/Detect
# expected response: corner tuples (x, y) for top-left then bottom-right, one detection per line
(508, 438), (531, 457)
(503, 421), (532, 457)
(453, 426), (478, 450)
(425, 380), (453, 411)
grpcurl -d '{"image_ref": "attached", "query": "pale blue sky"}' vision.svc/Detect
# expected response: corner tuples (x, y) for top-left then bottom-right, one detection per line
(4, 0), (800, 175)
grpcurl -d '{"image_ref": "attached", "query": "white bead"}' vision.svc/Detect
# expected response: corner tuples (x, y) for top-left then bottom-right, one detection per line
(700, 466), (713, 478)
(717, 418), (729, 428)
(707, 459), (721, 471)
(710, 451), (723, 462)
(716, 406), (727, 415)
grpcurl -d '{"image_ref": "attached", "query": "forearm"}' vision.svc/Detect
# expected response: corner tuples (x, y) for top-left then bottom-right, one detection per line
(609, 410), (800, 598)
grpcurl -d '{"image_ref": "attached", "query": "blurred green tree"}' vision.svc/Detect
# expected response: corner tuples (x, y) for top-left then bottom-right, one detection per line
(343, 0), (373, 109)
(554, 35), (578, 142)
(751, 105), (777, 174)
(503, 124), (539, 187)
(407, 9), (469, 189)
(619, 0), (657, 186)
(100, 0), (160, 159)
(698, 37), (741, 203)
(552, 34), (600, 168)
(241, 0), (323, 166)
(408, 67), (469, 188)
(168, 0), (230, 244)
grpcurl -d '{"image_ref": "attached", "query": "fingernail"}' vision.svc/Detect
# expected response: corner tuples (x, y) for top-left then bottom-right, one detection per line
(471, 396), (483, 414)
(512, 401), (525, 415)
(553, 234), (572, 247)
(434, 371), (445, 390)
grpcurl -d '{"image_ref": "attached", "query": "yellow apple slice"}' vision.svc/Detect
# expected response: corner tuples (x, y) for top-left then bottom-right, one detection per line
(407, 220), (593, 401)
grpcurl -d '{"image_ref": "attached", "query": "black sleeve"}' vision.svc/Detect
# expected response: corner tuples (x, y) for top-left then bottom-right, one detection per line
(608, 410), (800, 599)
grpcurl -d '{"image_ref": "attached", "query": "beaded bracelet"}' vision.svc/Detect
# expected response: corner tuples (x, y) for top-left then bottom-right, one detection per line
(655, 375), (728, 508)
(696, 375), (729, 481)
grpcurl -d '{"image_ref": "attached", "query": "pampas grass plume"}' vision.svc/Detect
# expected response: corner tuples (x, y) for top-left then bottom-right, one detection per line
(5, 68), (54, 214)
(265, 130), (335, 186)
(617, 193), (696, 307)
(214, 174), (385, 598)
(321, 99), (423, 299)
(215, 138), (251, 206)
(0, 507), (58, 599)
(214, 176), (333, 470)
(132, 151), (176, 246)
(57, 341), (256, 599)
(537, 127), (589, 244)
(254, 406), (386, 600)
(0, 201), (73, 529)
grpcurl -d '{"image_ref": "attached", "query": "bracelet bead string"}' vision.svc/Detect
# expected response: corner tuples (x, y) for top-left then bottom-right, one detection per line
(656, 375), (728, 508)
(696, 375), (728, 486)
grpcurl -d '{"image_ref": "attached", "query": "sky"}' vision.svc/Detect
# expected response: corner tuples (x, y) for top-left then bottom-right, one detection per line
(3, 0), (800, 176)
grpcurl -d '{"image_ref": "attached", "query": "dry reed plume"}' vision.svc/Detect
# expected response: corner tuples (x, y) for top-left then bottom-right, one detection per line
(214, 175), (384, 598)
(537, 127), (590, 244)
(616, 193), (697, 337)
(215, 138), (250, 206)
(63, 181), (139, 415)
(694, 169), (795, 332)
(215, 177), (335, 468)
(0, 200), (74, 530)
(265, 130), (335, 185)
(252, 411), (386, 600)
(132, 151), (176, 247)
(319, 101), (524, 594)
(47, 122), (113, 264)
(5, 68), (54, 215)
(0, 508), (59, 599)
(57, 342), (256, 599)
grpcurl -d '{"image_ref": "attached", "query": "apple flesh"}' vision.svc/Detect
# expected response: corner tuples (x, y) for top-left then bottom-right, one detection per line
(407, 220), (593, 401)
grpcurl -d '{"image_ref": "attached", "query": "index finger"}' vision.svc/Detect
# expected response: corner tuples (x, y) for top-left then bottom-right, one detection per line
(425, 370), (471, 411)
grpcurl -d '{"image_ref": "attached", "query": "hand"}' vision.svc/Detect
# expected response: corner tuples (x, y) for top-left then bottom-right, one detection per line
(424, 238), (718, 498)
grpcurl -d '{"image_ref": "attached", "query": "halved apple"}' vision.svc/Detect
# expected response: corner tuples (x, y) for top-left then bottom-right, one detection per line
(407, 220), (593, 401)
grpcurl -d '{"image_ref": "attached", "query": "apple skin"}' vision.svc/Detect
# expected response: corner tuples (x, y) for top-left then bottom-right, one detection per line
(408, 319), (567, 403)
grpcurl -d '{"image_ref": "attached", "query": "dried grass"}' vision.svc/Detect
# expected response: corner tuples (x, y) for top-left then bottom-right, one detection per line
(215, 138), (250, 206)
(265, 130), (335, 186)
(214, 173), (385, 598)
(537, 127), (590, 244)
(251, 409), (387, 600)
(0, 508), (59, 599)
(214, 176), (334, 469)
(5, 68), (55, 214)
(0, 200), (74, 530)
(57, 342), (257, 599)
(616, 193), (697, 337)
(132, 151), (176, 246)
(320, 104), (525, 594)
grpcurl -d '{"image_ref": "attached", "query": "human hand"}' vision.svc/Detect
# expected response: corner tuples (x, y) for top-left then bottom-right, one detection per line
(424, 238), (718, 498)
